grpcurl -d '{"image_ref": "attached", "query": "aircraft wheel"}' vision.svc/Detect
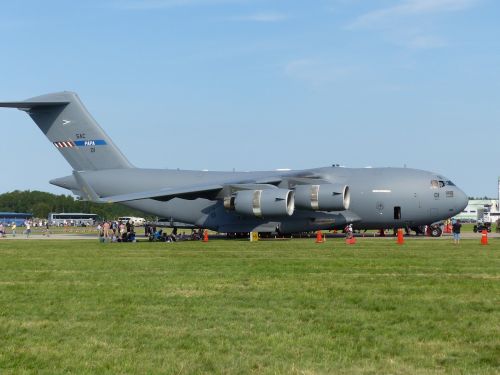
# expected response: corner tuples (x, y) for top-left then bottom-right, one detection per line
(430, 227), (442, 237)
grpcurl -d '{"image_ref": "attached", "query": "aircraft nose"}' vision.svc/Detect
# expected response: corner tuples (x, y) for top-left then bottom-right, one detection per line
(455, 187), (468, 212)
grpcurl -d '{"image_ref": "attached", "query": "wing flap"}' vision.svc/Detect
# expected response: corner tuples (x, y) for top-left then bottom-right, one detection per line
(228, 183), (278, 191)
(102, 184), (224, 203)
(73, 171), (223, 203)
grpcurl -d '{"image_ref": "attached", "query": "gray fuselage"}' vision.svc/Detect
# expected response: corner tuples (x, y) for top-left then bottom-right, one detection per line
(52, 166), (468, 233)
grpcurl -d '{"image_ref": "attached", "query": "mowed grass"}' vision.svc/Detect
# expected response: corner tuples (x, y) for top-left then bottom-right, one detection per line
(0, 238), (498, 374)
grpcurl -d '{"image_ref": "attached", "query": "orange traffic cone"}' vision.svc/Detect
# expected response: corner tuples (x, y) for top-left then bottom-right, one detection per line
(346, 235), (356, 245)
(203, 229), (208, 242)
(316, 230), (323, 243)
(397, 228), (404, 245)
(481, 229), (488, 245)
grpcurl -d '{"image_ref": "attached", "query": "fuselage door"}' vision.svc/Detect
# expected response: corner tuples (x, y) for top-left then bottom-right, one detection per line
(430, 208), (439, 218)
(394, 206), (401, 220)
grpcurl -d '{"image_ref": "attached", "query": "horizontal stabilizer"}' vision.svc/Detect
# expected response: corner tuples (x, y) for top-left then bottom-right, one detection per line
(0, 101), (69, 109)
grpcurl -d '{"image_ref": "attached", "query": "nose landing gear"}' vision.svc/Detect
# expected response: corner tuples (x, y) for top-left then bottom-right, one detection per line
(410, 224), (443, 237)
(429, 225), (442, 237)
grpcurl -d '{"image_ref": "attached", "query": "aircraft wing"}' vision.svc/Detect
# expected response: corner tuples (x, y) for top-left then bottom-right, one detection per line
(73, 171), (223, 203)
(73, 171), (280, 203)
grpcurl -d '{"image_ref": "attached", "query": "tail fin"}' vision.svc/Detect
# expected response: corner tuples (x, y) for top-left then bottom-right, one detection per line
(0, 91), (133, 171)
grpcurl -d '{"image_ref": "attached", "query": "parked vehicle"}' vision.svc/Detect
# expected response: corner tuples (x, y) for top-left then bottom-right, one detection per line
(473, 222), (491, 233)
(118, 216), (145, 226)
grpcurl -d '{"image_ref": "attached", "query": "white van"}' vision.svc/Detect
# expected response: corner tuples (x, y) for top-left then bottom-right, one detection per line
(118, 216), (146, 226)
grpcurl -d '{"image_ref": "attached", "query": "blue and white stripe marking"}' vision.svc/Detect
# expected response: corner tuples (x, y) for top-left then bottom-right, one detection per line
(74, 140), (107, 147)
(54, 139), (107, 148)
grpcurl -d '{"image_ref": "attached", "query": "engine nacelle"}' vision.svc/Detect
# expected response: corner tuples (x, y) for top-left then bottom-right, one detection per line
(294, 184), (350, 211)
(228, 189), (295, 217)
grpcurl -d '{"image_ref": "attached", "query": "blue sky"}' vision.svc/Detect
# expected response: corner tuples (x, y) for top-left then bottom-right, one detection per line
(0, 0), (499, 197)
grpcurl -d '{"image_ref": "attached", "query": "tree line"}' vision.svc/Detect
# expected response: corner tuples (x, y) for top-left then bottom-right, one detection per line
(0, 190), (148, 220)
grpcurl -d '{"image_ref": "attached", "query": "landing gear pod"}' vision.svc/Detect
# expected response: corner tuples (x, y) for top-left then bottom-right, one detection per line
(294, 184), (350, 211)
(231, 189), (295, 217)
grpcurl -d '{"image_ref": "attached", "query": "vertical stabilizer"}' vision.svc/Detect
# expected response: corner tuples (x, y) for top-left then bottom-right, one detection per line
(0, 91), (133, 171)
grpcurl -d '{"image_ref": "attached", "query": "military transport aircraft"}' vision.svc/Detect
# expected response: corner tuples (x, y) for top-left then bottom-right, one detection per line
(0, 92), (468, 235)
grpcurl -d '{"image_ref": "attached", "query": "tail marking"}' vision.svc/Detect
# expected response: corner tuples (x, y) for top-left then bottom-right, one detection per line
(53, 141), (75, 148)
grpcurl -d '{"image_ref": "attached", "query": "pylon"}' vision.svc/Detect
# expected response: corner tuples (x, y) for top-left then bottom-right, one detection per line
(397, 228), (404, 245)
(346, 236), (356, 245)
(203, 229), (208, 242)
(316, 230), (324, 243)
(481, 229), (488, 245)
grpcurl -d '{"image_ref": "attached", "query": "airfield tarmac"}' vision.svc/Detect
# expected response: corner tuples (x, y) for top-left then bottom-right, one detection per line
(1, 232), (498, 240)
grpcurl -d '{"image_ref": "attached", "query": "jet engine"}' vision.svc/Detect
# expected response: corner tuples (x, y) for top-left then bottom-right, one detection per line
(225, 189), (295, 217)
(294, 184), (350, 211)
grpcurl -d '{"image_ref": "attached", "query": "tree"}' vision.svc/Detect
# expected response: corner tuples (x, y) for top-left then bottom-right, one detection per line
(0, 190), (149, 220)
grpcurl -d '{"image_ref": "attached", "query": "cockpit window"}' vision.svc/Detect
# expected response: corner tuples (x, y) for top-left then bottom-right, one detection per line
(431, 179), (455, 188)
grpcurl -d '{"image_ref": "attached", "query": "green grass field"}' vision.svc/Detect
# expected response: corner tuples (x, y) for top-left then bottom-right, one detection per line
(0, 238), (498, 374)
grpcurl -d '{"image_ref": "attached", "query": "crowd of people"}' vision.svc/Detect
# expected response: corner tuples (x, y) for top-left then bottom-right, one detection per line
(0, 217), (203, 242)
(145, 225), (203, 242)
(97, 219), (137, 242)
(0, 220), (39, 238)
(94, 221), (207, 243)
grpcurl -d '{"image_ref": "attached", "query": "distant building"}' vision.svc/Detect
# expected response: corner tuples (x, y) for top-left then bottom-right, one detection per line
(453, 199), (499, 223)
(454, 177), (500, 223)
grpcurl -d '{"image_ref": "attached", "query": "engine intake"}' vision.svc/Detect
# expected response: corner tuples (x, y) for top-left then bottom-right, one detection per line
(226, 189), (295, 217)
(294, 184), (350, 211)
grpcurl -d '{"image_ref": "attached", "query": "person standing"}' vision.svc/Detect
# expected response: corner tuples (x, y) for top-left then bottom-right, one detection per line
(11, 222), (16, 237)
(119, 222), (126, 239)
(452, 219), (462, 245)
(25, 220), (31, 238)
(103, 221), (111, 240)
